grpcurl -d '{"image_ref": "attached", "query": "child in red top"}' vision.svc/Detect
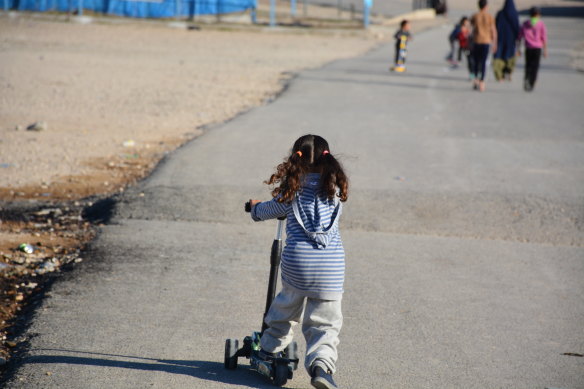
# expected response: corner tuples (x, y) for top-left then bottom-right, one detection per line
(457, 16), (475, 78)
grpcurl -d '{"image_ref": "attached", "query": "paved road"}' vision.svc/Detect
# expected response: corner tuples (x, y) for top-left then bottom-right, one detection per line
(306, 0), (414, 16)
(305, 0), (583, 19)
(4, 16), (584, 389)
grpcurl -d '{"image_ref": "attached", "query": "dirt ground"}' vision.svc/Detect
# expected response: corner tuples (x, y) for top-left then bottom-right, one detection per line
(0, 15), (381, 198)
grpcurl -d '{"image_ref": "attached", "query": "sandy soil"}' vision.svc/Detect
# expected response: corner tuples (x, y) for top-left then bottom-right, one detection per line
(0, 15), (381, 200)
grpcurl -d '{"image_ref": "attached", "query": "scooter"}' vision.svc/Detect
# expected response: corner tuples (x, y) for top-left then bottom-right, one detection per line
(223, 202), (299, 386)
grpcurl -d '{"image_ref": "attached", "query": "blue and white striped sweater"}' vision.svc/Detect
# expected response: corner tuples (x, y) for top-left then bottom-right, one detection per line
(251, 173), (345, 300)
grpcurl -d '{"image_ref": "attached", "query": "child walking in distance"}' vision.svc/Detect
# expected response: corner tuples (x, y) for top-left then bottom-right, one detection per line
(446, 20), (462, 65)
(517, 6), (548, 91)
(391, 20), (412, 72)
(457, 16), (475, 78)
(248, 134), (348, 389)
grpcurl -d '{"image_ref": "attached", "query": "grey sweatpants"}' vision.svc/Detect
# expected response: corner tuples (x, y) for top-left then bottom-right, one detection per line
(260, 284), (343, 374)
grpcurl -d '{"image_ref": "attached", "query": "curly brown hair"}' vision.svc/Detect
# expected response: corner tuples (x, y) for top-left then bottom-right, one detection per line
(265, 134), (349, 203)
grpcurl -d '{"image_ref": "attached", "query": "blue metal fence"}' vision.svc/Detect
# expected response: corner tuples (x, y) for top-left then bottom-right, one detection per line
(2, 0), (255, 18)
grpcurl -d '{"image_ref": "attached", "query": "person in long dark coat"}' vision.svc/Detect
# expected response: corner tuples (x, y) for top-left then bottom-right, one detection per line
(493, 0), (520, 81)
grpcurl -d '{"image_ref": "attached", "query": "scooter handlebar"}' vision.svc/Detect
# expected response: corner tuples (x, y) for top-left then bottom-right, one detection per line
(245, 201), (286, 221)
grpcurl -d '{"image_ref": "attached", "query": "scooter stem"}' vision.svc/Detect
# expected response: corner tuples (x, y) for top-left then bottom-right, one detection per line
(261, 218), (285, 334)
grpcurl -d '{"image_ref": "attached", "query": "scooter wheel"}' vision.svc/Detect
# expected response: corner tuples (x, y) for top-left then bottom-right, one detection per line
(273, 363), (289, 386)
(284, 341), (298, 370)
(224, 338), (239, 370)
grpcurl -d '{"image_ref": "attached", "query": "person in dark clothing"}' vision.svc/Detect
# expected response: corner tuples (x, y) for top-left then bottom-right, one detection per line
(391, 20), (412, 72)
(447, 21), (462, 64)
(493, 0), (520, 81)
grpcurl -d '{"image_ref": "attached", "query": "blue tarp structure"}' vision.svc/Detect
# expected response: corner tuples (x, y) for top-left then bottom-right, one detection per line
(2, 0), (255, 18)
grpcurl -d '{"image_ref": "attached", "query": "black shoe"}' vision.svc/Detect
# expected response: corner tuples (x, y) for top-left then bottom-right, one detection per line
(524, 79), (533, 92)
(311, 366), (338, 389)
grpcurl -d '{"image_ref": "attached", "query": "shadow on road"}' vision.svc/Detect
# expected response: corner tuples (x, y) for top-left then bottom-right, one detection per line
(302, 74), (494, 92)
(343, 67), (469, 82)
(519, 6), (584, 18)
(22, 349), (302, 389)
(307, 61), (578, 92)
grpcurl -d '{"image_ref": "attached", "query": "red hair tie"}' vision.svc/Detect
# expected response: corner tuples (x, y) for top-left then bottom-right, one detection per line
(296, 151), (302, 157)
(322, 150), (330, 156)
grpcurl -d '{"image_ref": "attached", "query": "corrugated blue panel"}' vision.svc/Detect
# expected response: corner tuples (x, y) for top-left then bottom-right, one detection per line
(16, 0), (103, 12)
(1, 0), (16, 10)
(107, 0), (175, 18)
(10, 0), (254, 17)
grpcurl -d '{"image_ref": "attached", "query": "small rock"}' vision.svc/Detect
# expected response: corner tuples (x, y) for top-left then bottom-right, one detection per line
(0, 356), (6, 366)
(15, 125), (23, 131)
(5, 340), (17, 348)
(26, 121), (48, 132)
(11, 256), (26, 265)
(36, 261), (56, 275)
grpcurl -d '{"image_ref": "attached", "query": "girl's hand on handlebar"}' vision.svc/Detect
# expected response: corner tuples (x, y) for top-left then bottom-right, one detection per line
(245, 199), (261, 212)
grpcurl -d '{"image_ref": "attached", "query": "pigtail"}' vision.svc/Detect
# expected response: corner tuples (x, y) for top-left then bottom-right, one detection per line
(265, 149), (309, 203)
(319, 152), (349, 202)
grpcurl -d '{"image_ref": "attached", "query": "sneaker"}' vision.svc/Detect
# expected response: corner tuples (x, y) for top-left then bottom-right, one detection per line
(311, 366), (338, 389)
(524, 79), (533, 92)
